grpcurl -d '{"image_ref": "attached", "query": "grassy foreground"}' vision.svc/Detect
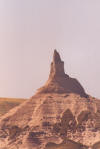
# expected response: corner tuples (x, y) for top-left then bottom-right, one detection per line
(0, 97), (26, 117)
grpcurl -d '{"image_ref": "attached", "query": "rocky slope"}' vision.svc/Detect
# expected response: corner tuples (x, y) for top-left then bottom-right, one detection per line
(0, 50), (100, 149)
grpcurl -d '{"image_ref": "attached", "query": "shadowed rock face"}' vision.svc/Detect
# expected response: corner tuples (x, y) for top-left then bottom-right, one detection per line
(53, 50), (62, 63)
(38, 50), (88, 98)
(49, 50), (65, 78)
(92, 142), (100, 149)
(45, 140), (88, 149)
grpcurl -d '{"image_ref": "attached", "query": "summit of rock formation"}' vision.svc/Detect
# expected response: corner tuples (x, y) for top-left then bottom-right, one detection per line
(49, 49), (65, 77)
(38, 50), (88, 98)
(48, 49), (67, 79)
(0, 50), (100, 149)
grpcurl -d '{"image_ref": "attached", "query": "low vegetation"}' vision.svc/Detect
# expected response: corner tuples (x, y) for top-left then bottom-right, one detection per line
(0, 97), (26, 116)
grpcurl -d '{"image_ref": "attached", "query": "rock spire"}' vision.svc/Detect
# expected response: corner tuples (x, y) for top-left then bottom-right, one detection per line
(53, 49), (62, 63)
(49, 49), (66, 79)
(37, 50), (88, 98)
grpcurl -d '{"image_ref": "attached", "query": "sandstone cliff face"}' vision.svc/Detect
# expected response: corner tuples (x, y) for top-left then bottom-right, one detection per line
(0, 50), (100, 149)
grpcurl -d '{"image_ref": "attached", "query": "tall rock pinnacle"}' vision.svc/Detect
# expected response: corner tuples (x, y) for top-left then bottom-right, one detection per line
(49, 50), (66, 79)
(37, 50), (88, 98)
(0, 49), (99, 149)
(53, 49), (62, 63)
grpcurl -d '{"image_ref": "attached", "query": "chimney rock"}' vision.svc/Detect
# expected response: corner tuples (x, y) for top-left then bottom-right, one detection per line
(37, 50), (88, 98)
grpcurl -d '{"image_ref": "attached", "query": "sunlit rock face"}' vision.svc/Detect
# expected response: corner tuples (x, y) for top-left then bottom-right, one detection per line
(0, 50), (100, 149)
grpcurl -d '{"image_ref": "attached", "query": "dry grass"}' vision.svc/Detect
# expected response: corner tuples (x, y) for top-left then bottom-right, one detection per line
(0, 97), (26, 116)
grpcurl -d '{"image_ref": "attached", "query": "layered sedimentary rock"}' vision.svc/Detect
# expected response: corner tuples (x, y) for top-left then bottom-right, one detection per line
(0, 50), (100, 149)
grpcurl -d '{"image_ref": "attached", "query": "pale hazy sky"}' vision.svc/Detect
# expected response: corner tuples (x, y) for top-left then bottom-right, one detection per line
(0, 0), (100, 98)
